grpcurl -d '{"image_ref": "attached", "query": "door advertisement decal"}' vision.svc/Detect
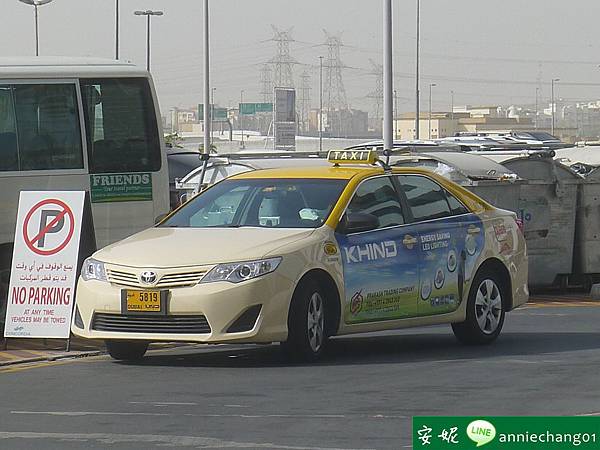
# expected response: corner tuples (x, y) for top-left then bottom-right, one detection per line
(336, 226), (420, 324)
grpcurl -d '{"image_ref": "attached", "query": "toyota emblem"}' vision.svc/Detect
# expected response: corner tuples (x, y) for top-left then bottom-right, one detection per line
(140, 271), (157, 285)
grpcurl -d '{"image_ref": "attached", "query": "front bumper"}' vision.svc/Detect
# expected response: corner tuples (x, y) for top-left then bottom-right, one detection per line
(71, 272), (292, 344)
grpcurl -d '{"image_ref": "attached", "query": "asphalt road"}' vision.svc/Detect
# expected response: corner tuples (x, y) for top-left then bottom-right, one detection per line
(1, 303), (599, 450)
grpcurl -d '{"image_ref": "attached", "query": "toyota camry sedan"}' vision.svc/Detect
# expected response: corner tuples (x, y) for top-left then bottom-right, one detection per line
(72, 150), (528, 361)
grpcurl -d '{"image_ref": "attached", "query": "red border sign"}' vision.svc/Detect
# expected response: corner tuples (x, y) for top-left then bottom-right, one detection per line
(22, 198), (75, 256)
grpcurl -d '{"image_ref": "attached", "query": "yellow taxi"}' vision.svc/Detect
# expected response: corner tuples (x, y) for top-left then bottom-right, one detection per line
(72, 150), (528, 361)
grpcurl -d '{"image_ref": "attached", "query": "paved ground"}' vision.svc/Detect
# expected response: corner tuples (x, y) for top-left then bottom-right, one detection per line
(0, 293), (593, 366)
(1, 301), (600, 450)
(0, 337), (102, 366)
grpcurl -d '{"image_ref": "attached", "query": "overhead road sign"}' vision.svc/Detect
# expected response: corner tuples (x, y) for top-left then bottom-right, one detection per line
(198, 105), (228, 121)
(239, 103), (273, 115)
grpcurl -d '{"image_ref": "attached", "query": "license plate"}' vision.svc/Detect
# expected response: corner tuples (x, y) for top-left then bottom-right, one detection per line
(121, 290), (166, 314)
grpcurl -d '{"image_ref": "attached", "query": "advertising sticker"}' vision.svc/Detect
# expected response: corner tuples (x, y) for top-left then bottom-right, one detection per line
(4, 191), (85, 338)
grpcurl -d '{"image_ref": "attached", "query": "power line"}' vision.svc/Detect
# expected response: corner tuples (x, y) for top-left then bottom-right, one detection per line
(322, 30), (348, 112)
(267, 25), (298, 88)
(259, 64), (273, 102)
(298, 69), (311, 134)
(366, 59), (383, 121)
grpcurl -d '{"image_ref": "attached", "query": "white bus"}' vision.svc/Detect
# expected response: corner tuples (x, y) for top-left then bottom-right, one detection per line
(0, 57), (170, 316)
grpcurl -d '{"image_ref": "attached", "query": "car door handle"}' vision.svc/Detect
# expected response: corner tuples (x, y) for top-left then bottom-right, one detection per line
(403, 235), (418, 246)
(467, 226), (481, 235)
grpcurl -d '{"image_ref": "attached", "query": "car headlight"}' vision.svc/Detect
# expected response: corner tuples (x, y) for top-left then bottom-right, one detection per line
(81, 257), (107, 282)
(201, 257), (282, 284)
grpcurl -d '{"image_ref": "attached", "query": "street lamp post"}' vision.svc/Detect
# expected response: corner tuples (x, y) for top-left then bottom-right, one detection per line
(211, 87), (216, 147)
(319, 56), (323, 152)
(383, 0), (394, 152)
(240, 90), (245, 148)
(535, 87), (539, 129)
(134, 10), (164, 72)
(450, 90), (454, 120)
(551, 78), (560, 136)
(415, 0), (420, 140)
(428, 83), (436, 139)
(115, 0), (119, 59)
(195, 0), (210, 194)
(18, 0), (54, 56)
(394, 89), (398, 139)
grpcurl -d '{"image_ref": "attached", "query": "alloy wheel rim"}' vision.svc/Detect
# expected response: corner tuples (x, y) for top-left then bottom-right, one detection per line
(307, 292), (325, 353)
(474, 279), (502, 335)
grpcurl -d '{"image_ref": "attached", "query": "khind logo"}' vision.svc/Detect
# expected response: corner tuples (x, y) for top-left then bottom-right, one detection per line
(140, 271), (158, 285)
(344, 241), (397, 263)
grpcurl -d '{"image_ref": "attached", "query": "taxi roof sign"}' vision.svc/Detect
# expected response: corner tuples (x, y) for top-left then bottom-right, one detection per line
(327, 150), (378, 165)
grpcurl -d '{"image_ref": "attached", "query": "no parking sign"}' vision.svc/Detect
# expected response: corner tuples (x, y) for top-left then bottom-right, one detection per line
(4, 192), (85, 338)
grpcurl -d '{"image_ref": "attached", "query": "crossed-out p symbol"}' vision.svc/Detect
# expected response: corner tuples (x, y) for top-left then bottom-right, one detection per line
(23, 199), (75, 256)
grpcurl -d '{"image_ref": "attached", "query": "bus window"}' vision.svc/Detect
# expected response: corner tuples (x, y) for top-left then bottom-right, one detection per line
(0, 86), (18, 171)
(80, 78), (161, 174)
(0, 83), (83, 171)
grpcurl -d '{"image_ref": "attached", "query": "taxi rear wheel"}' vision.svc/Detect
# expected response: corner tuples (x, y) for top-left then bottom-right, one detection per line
(105, 340), (149, 361)
(452, 269), (506, 345)
(282, 279), (327, 361)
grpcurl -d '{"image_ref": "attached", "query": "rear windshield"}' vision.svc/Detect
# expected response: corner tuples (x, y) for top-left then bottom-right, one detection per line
(161, 178), (347, 229)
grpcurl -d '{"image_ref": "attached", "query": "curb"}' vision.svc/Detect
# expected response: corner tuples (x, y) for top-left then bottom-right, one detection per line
(0, 350), (104, 368)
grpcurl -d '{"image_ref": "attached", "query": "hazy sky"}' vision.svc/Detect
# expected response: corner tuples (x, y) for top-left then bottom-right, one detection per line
(2, 0), (600, 115)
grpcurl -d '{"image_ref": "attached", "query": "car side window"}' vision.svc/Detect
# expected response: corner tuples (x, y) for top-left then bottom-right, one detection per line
(347, 177), (405, 229)
(446, 191), (469, 215)
(397, 175), (459, 222)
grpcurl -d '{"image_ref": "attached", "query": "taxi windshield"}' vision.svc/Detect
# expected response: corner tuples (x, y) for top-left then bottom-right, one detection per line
(161, 178), (348, 229)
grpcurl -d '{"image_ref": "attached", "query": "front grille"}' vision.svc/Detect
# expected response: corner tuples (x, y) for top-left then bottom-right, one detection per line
(92, 313), (211, 334)
(155, 271), (207, 288)
(105, 268), (207, 288)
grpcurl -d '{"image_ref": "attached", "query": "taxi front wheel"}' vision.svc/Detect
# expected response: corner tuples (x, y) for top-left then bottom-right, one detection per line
(105, 340), (149, 361)
(451, 270), (506, 345)
(282, 279), (328, 361)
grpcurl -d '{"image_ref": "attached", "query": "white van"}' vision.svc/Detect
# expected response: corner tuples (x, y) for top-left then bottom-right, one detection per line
(0, 57), (170, 314)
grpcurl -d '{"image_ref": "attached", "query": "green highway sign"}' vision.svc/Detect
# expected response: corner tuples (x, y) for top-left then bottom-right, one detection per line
(197, 104), (228, 120)
(239, 102), (273, 115)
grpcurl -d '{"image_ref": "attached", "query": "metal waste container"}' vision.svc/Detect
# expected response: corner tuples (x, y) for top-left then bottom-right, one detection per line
(555, 146), (600, 285)
(485, 153), (580, 287)
(389, 152), (523, 214)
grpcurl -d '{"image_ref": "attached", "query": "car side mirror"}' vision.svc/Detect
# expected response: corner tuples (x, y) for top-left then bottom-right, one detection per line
(338, 212), (379, 234)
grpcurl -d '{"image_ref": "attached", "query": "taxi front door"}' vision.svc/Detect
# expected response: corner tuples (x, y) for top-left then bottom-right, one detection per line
(335, 176), (421, 325)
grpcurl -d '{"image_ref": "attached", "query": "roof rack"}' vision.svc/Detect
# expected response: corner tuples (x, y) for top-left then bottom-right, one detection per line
(211, 151), (328, 160)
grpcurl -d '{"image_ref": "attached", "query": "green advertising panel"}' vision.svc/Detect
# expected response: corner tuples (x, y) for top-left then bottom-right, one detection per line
(90, 173), (153, 203)
(413, 416), (600, 449)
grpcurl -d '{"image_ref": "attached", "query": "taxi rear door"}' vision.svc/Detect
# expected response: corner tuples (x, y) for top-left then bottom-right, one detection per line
(396, 174), (471, 316)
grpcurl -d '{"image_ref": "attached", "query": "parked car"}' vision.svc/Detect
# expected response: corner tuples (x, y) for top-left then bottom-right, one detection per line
(72, 150), (528, 361)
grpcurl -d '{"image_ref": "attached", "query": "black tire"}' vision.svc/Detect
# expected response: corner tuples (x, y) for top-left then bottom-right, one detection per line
(452, 268), (506, 345)
(105, 340), (148, 361)
(282, 279), (328, 361)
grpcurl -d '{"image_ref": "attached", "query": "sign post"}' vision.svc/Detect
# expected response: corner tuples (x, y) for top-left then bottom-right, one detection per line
(274, 88), (296, 150)
(4, 191), (86, 341)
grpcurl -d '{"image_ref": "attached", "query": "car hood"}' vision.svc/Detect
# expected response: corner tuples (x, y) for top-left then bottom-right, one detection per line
(94, 227), (315, 268)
